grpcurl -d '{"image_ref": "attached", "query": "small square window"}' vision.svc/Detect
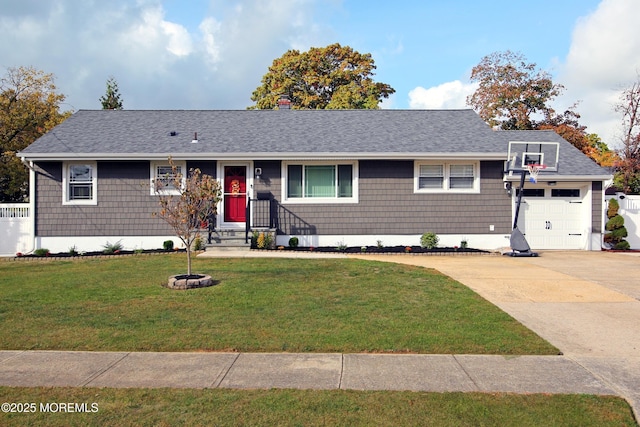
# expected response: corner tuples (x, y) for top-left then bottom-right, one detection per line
(418, 164), (444, 189)
(449, 164), (474, 189)
(150, 161), (185, 195)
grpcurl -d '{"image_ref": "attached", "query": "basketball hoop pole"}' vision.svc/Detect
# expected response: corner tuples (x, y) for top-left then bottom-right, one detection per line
(508, 169), (539, 257)
(512, 170), (526, 229)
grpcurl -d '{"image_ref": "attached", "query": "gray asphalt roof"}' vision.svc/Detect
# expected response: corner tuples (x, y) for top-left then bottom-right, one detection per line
(18, 109), (610, 177)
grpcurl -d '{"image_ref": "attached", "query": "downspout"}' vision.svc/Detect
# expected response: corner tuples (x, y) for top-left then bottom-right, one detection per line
(20, 157), (37, 254)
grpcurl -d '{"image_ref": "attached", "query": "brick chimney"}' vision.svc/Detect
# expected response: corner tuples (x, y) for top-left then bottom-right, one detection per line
(277, 94), (291, 110)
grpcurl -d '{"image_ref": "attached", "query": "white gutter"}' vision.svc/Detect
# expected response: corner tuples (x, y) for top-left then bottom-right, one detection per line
(17, 151), (508, 162)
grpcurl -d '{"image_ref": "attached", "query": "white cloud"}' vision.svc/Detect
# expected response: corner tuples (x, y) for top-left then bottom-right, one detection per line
(199, 17), (222, 67)
(558, 0), (640, 147)
(0, 0), (329, 110)
(408, 81), (478, 110)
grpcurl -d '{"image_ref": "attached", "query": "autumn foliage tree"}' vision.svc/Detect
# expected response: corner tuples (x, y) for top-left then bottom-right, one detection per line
(0, 66), (71, 201)
(250, 43), (395, 110)
(467, 50), (615, 166)
(467, 51), (563, 130)
(153, 159), (222, 276)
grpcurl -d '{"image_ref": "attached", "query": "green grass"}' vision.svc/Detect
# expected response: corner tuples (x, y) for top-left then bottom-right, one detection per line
(0, 254), (558, 354)
(0, 387), (635, 426)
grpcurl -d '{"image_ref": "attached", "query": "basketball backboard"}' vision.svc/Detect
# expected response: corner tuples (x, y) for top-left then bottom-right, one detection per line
(507, 141), (559, 172)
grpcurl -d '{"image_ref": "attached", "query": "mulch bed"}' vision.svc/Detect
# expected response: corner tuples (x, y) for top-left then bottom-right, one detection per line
(11, 248), (186, 260)
(267, 245), (489, 254)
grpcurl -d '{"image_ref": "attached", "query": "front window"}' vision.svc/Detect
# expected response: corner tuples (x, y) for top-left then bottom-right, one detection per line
(284, 162), (357, 203)
(150, 161), (185, 195)
(415, 161), (479, 193)
(63, 162), (97, 205)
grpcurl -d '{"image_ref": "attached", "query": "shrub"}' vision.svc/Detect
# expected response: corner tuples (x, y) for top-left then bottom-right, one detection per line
(68, 245), (78, 256)
(103, 240), (124, 254)
(288, 237), (299, 248)
(604, 198), (629, 250)
(163, 240), (174, 251)
(193, 236), (204, 251)
(254, 232), (274, 249)
(257, 232), (266, 249)
(610, 227), (628, 239)
(605, 215), (624, 231)
(607, 198), (620, 219)
(615, 240), (631, 250)
(34, 248), (50, 257)
(420, 232), (439, 249)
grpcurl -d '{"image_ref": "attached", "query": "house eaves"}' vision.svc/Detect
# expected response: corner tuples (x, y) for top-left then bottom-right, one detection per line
(19, 151), (507, 162)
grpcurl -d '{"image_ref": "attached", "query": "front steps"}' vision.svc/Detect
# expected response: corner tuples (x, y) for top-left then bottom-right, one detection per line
(205, 229), (251, 251)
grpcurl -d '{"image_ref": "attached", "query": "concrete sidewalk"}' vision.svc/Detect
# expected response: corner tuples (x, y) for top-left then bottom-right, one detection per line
(0, 350), (617, 396)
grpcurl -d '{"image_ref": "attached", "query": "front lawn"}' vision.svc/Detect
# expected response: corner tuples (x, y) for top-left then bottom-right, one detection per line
(0, 254), (557, 354)
(0, 387), (635, 427)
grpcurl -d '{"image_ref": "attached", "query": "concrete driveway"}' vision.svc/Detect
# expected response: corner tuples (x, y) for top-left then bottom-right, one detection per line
(350, 250), (640, 414)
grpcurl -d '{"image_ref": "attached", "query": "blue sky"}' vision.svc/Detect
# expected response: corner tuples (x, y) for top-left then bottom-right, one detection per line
(1, 0), (639, 146)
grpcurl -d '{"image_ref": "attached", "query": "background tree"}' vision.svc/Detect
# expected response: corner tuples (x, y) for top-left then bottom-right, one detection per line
(99, 76), (123, 110)
(467, 50), (564, 130)
(467, 50), (613, 166)
(153, 159), (222, 276)
(537, 108), (617, 166)
(0, 66), (71, 201)
(613, 76), (640, 194)
(250, 43), (395, 110)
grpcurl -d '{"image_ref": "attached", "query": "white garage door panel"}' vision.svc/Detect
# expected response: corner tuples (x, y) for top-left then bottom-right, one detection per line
(517, 196), (586, 250)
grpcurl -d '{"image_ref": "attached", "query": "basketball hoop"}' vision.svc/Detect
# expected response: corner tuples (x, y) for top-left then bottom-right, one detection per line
(526, 164), (546, 183)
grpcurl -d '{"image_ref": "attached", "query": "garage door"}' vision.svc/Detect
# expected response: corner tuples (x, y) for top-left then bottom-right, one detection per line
(515, 187), (587, 250)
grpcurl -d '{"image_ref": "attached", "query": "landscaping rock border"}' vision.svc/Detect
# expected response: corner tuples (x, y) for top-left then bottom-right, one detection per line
(165, 274), (215, 290)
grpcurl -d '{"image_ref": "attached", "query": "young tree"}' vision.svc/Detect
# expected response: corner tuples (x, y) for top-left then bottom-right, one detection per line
(153, 159), (222, 276)
(99, 76), (124, 110)
(250, 43), (395, 110)
(0, 66), (71, 201)
(613, 76), (640, 193)
(467, 50), (564, 130)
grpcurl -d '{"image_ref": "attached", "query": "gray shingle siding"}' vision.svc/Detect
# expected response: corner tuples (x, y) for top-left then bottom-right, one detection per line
(35, 161), (172, 237)
(592, 181), (603, 233)
(256, 160), (511, 236)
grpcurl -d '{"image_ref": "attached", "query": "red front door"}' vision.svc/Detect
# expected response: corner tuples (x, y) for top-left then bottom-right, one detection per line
(223, 166), (247, 223)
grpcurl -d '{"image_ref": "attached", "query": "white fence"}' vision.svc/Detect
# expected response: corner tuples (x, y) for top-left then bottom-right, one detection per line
(605, 194), (640, 249)
(0, 203), (32, 256)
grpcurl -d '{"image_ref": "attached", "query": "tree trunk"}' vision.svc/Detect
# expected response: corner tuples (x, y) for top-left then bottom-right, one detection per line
(186, 248), (192, 276)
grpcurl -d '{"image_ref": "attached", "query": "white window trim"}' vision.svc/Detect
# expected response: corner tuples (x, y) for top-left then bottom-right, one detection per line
(281, 161), (359, 204)
(62, 161), (98, 205)
(150, 160), (186, 196)
(414, 161), (480, 194)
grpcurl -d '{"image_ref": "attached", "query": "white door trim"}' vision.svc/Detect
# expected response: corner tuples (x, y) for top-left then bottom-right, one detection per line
(217, 161), (253, 229)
